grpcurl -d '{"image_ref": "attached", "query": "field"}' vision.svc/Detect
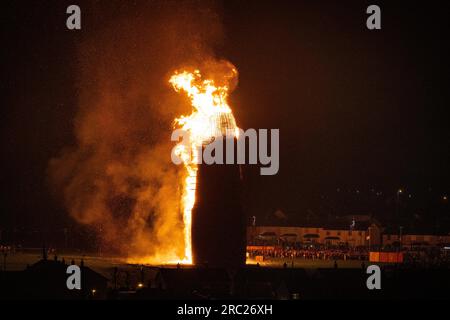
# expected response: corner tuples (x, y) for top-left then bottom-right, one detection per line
(4, 251), (369, 276)
(3, 252), (125, 276)
(247, 257), (368, 269)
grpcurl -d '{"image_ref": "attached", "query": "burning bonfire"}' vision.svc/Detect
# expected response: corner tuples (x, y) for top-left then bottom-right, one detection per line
(169, 67), (240, 264)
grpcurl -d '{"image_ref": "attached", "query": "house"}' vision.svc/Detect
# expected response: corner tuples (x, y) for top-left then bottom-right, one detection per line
(0, 257), (108, 299)
(247, 215), (382, 247)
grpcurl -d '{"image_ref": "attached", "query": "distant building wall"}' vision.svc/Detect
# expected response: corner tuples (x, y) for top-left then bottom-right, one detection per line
(248, 226), (370, 247)
(322, 229), (367, 247)
(247, 226), (322, 244)
(248, 225), (449, 248)
(383, 234), (450, 247)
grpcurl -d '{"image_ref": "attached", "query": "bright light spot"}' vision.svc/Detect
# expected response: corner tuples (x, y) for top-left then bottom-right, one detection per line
(169, 69), (239, 264)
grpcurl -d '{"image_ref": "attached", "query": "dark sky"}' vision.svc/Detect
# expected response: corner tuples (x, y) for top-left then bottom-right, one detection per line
(1, 0), (449, 229)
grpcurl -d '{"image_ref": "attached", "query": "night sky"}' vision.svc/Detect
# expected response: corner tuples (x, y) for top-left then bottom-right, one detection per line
(1, 0), (449, 232)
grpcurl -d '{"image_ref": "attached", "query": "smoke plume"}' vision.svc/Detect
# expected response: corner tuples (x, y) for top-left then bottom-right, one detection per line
(48, 1), (229, 262)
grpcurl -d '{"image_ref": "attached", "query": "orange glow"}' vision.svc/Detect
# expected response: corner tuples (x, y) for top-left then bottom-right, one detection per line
(170, 69), (239, 264)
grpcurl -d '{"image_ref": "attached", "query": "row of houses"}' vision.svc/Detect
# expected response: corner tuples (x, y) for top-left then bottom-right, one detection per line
(247, 216), (450, 248)
(382, 233), (450, 247)
(248, 225), (378, 247)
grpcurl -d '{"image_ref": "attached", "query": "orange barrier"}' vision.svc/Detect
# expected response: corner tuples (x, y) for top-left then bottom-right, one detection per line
(255, 255), (264, 262)
(370, 251), (403, 263)
(369, 251), (379, 262)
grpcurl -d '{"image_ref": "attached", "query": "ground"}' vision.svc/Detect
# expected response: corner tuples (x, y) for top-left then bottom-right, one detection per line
(247, 257), (368, 269)
(4, 252), (368, 276)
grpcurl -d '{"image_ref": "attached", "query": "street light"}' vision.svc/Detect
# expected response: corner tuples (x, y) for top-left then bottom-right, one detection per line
(396, 189), (403, 219)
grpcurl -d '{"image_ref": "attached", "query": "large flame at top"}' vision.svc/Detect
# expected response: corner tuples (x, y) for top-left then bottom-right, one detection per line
(170, 68), (239, 263)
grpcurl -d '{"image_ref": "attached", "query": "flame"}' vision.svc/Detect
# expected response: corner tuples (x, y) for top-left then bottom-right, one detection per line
(170, 69), (239, 264)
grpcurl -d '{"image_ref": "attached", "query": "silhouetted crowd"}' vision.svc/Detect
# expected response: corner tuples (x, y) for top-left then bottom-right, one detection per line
(248, 246), (369, 261)
(403, 249), (450, 268)
(247, 245), (450, 267)
(1, 245), (14, 255)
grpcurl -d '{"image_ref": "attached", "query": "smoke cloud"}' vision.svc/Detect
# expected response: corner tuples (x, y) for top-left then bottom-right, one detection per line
(48, 1), (231, 262)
